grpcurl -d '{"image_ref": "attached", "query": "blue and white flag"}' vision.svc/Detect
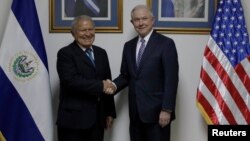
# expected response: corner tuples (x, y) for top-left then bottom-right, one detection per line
(0, 0), (53, 140)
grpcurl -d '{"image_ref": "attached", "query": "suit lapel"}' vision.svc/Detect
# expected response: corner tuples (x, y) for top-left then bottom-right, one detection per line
(130, 38), (138, 73)
(73, 44), (96, 69)
(92, 46), (102, 71)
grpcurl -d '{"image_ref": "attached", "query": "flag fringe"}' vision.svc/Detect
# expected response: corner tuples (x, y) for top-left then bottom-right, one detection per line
(196, 102), (213, 125)
(0, 131), (6, 141)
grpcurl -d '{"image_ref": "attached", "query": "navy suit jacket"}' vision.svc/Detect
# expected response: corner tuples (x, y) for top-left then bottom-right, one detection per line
(114, 31), (179, 123)
(56, 41), (116, 129)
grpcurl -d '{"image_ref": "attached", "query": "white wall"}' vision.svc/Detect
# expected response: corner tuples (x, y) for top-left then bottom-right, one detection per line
(0, 0), (250, 141)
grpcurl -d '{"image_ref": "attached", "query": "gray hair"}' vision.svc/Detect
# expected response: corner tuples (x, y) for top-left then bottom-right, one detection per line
(71, 15), (95, 33)
(130, 5), (154, 19)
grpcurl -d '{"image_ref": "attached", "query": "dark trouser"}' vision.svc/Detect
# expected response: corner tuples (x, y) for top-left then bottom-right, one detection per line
(57, 101), (104, 141)
(57, 123), (104, 141)
(129, 117), (171, 141)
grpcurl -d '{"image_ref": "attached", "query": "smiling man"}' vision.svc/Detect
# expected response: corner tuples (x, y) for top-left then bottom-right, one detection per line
(56, 15), (116, 141)
(104, 5), (179, 141)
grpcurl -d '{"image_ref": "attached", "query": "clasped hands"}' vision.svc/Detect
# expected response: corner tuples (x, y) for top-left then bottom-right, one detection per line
(103, 79), (116, 95)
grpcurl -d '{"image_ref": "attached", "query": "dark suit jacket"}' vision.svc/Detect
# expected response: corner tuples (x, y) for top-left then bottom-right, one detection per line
(114, 30), (179, 123)
(74, 0), (108, 17)
(56, 41), (116, 129)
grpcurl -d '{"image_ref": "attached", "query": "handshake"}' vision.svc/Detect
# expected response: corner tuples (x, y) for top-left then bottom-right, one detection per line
(102, 79), (117, 95)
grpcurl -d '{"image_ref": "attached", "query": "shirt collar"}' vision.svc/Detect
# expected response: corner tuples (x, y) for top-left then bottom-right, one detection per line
(77, 43), (93, 52)
(139, 29), (153, 43)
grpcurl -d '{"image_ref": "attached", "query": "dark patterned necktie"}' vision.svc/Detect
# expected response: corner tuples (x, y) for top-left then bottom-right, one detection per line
(85, 48), (95, 66)
(137, 39), (146, 68)
(83, 0), (100, 16)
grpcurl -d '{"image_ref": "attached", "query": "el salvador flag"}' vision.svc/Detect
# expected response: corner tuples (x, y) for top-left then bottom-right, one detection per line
(0, 0), (53, 140)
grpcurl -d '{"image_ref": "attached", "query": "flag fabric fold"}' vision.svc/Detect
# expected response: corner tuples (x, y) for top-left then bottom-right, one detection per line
(197, 0), (250, 125)
(0, 0), (53, 140)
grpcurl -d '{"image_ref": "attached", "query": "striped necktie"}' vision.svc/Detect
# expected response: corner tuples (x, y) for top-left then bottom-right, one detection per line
(83, 0), (100, 16)
(85, 48), (95, 66)
(137, 39), (146, 68)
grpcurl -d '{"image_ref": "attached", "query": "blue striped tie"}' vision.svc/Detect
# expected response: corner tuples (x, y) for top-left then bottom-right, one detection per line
(137, 39), (146, 68)
(85, 48), (95, 66)
(83, 0), (100, 16)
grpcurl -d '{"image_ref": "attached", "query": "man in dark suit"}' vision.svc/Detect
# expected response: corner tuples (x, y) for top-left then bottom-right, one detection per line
(105, 5), (179, 141)
(56, 15), (116, 141)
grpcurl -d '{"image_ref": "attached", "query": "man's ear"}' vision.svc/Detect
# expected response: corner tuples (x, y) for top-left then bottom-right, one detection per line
(130, 20), (133, 24)
(71, 30), (74, 36)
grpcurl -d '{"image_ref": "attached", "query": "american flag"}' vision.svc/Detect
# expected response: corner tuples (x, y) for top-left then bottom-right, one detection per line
(196, 0), (250, 124)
